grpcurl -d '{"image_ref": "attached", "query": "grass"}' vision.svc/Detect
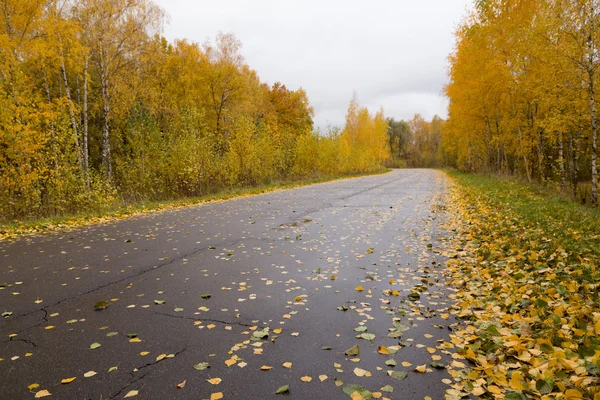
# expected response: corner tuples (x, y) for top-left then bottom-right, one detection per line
(0, 169), (390, 240)
(447, 170), (600, 253)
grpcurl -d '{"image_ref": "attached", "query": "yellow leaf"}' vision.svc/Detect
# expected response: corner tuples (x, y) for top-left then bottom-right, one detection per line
(353, 367), (369, 377)
(487, 386), (502, 394)
(123, 390), (139, 398)
(225, 359), (236, 367)
(377, 346), (389, 355)
(140, 351), (149, 356)
(273, 328), (282, 334)
(83, 371), (97, 378)
(177, 380), (186, 389)
(319, 374), (328, 382)
(565, 389), (583, 399)
(28, 383), (39, 391)
(415, 365), (426, 373)
(35, 390), (51, 398)
(401, 361), (412, 367)
(294, 296), (302, 301)
(260, 365), (272, 371)
(61, 377), (76, 384)
(129, 338), (141, 343)
(208, 378), (222, 385)
(355, 286), (364, 291)
(300, 376), (312, 382)
(210, 392), (224, 400)
(44, 326), (55, 330)
(282, 362), (292, 369)
(509, 371), (525, 391)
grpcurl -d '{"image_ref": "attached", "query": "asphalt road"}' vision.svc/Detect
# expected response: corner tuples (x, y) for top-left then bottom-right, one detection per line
(0, 169), (457, 400)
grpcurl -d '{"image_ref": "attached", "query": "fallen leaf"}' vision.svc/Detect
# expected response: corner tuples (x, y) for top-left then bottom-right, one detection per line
(345, 345), (360, 356)
(208, 378), (222, 385)
(300, 376), (312, 382)
(89, 342), (101, 350)
(282, 362), (292, 369)
(35, 390), (51, 398)
(177, 380), (186, 389)
(123, 390), (138, 398)
(275, 385), (289, 394)
(83, 371), (97, 378)
(210, 393), (223, 400)
(194, 362), (210, 370)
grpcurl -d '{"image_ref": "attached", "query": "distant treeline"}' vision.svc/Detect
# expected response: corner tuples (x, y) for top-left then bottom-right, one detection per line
(0, 0), (389, 222)
(444, 0), (600, 206)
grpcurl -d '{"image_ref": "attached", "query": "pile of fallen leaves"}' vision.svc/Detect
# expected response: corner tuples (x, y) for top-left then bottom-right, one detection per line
(443, 175), (600, 399)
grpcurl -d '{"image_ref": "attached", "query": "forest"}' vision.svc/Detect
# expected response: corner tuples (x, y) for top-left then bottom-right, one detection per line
(443, 0), (600, 206)
(0, 0), (393, 222)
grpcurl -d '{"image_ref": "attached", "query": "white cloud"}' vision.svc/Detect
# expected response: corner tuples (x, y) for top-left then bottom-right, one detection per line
(154, 0), (471, 128)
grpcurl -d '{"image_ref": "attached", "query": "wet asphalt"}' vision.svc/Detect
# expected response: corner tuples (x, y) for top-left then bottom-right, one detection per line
(0, 169), (457, 400)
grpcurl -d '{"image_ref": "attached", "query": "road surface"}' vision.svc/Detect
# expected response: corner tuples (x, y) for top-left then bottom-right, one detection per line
(0, 169), (457, 399)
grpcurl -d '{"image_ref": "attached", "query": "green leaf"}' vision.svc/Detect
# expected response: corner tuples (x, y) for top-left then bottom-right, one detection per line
(344, 345), (360, 356)
(127, 333), (138, 339)
(94, 300), (108, 310)
(430, 361), (446, 369)
(193, 362), (210, 371)
(275, 385), (289, 394)
(535, 379), (553, 394)
(174, 308), (184, 312)
(381, 385), (394, 392)
(90, 342), (101, 350)
(354, 326), (367, 332)
(200, 294), (212, 299)
(389, 371), (408, 380)
(342, 384), (372, 399)
(505, 393), (527, 400)
(385, 359), (397, 367)
(408, 292), (420, 300)
(387, 331), (403, 339)
(154, 300), (165, 305)
(540, 343), (554, 353)
(106, 332), (118, 337)
(360, 333), (375, 341)
(252, 328), (269, 340)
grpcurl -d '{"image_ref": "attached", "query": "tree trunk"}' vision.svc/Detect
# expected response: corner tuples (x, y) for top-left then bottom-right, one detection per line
(558, 132), (567, 192)
(99, 48), (112, 182)
(590, 69), (598, 207)
(61, 58), (83, 171)
(569, 132), (579, 200)
(82, 56), (90, 188)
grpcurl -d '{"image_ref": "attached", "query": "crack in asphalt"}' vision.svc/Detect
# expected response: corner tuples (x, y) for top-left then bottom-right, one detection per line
(153, 311), (256, 327)
(111, 347), (187, 399)
(1, 337), (38, 348)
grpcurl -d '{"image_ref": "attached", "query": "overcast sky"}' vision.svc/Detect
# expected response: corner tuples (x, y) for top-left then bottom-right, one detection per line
(154, 0), (472, 130)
